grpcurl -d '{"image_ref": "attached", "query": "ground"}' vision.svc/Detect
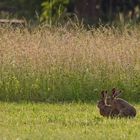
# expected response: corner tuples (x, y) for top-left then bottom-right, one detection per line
(0, 102), (139, 140)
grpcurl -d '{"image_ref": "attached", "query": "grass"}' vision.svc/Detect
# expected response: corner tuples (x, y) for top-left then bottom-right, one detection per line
(0, 102), (139, 140)
(0, 24), (139, 140)
(0, 25), (140, 102)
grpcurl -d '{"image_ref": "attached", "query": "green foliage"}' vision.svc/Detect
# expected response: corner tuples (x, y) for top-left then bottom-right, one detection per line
(41, 0), (69, 24)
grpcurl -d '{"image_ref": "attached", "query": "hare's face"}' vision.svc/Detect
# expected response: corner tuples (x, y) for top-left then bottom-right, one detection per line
(105, 88), (122, 105)
(97, 100), (104, 108)
(98, 90), (110, 108)
(105, 96), (113, 105)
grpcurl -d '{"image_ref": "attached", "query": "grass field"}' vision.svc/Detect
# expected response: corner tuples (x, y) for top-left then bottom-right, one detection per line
(0, 26), (140, 102)
(0, 102), (139, 140)
(0, 25), (140, 140)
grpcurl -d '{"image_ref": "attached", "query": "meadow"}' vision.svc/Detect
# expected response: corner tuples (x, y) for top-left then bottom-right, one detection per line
(0, 25), (140, 139)
(0, 102), (140, 140)
(0, 25), (139, 102)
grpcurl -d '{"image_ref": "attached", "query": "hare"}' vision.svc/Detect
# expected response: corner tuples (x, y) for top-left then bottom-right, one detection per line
(106, 88), (136, 118)
(97, 91), (119, 118)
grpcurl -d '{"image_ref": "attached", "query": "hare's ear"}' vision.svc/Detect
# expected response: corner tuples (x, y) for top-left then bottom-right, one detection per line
(111, 88), (116, 98)
(115, 90), (122, 97)
(104, 90), (108, 97)
(112, 88), (116, 94)
(114, 90), (121, 98)
(104, 90), (109, 105)
(101, 90), (108, 99)
(101, 90), (105, 98)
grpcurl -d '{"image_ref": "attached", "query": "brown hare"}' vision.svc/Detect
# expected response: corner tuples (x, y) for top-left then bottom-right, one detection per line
(106, 88), (136, 118)
(97, 91), (119, 118)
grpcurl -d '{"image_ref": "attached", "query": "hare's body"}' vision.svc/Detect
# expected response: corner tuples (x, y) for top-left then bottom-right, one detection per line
(97, 91), (119, 118)
(109, 98), (136, 117)
(98, 100), (119, 117)
(107, 88), (137, 118)
(98, 89), (137, 118)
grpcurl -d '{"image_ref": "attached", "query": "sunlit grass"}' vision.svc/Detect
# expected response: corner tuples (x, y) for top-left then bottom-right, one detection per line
(0, 102), (139, 140)
(0, 26), (140, 102)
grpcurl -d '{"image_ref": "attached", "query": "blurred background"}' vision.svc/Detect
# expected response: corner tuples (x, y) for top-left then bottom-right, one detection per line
(1, 0), (140, 25)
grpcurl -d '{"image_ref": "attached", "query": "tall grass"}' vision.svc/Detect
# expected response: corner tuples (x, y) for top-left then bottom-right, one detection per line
(0, 25), (139, 102)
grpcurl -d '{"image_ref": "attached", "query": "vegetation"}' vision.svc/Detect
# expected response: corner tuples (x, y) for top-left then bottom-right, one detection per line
(0, 102), (139, 140)
(0, 26), (139, 102)
(1, 0), (140, 24)
(0, 1), (140, 139)
(41, 0), (70, 23)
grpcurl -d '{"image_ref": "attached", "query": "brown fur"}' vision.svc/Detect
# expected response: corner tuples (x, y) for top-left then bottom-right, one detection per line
(106, 88), (136, 118)
(97, 91), (119, 118)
